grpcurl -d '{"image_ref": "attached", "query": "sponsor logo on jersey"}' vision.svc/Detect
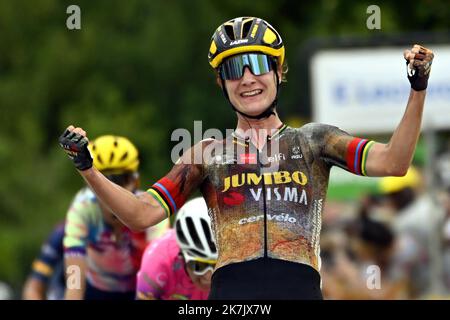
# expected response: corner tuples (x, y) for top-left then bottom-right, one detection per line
(311, 199), (323, 255)
(214, 155), (236, 165)
(291, 146), (303, 159)
(173, 260), (183, 271)
(156, 272), (167, 287)
(239, 153), (257, 164)
(238, 213), (297, 225)
(250, 187), (308, 205)
(222, 171), (308, 192)
(223, 192), (245, 206)
(267, 153), (285, 163)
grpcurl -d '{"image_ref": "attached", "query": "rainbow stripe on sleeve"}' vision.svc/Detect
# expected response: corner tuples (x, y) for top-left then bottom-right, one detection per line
(345, 138), (375, 176)
(147, 177), (186, 218)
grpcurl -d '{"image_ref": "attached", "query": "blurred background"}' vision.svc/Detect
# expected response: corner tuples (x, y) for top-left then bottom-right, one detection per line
(0, 0), (449, 299)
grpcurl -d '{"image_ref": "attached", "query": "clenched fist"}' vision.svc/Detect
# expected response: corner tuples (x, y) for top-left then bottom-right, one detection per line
(59, 126), (93, 171)
(404, 44), (434, 91)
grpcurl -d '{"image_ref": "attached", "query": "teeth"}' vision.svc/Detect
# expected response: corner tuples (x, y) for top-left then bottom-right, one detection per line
(241, 89), (262, 97)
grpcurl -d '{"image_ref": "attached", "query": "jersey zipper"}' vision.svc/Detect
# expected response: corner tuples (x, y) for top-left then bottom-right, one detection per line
(235, 125), (286, 260)
(257, 149), (268, 258)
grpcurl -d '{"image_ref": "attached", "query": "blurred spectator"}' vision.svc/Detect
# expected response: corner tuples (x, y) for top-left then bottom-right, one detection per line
(377, 166), (446, 297)
(437, 148), (450, 190)
(322, 196), (413, 299)
(442, 188), (450, 294)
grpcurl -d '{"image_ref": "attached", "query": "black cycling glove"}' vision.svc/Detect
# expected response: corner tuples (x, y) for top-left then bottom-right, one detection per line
(59, 129), (93, 171)
(406, 45), (434, 91)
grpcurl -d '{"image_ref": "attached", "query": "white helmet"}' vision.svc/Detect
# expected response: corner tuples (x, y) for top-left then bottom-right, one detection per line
(175, 197), (218, 263)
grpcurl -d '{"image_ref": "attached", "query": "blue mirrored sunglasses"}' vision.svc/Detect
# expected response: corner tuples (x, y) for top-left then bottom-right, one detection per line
(219, 53), (275, 80)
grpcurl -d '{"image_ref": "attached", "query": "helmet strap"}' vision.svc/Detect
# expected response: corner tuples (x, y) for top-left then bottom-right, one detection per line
(220, 66), (281, 120)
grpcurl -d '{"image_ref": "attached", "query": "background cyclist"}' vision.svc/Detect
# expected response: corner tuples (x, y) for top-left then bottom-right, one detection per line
(136, 197), (217, 300)
(63, 135), (167, 299)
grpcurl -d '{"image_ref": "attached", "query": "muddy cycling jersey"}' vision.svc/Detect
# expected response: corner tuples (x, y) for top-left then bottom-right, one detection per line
(148, 123), (374, 273)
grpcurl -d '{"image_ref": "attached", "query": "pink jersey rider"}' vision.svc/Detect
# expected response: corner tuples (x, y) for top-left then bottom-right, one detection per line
(136, 229), (209, 300)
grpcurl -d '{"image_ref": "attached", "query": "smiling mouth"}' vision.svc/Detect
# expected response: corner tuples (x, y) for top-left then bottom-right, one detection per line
(240, 89), (263, 97)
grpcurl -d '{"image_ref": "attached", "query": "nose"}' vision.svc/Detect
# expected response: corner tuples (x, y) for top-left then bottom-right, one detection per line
(241, 66), (256, 85)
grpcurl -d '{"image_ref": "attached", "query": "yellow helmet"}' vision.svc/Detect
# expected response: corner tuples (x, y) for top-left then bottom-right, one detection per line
(88, 135), (139, 174)
(379, 167), (421, 194)
(208, 17), (285, 69)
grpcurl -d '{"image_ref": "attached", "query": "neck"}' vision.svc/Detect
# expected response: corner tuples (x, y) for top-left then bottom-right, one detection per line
(235, 112), (284, 149)
(236, 111), (283, 131)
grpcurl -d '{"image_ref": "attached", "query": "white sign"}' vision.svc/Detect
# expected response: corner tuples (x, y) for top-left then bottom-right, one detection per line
(311, 46), (450, 134)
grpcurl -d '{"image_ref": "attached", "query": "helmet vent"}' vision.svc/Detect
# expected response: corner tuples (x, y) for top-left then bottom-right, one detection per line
(97, 155), (103, 164)
(113, 139), (118, 147)
(242, 20), (252, 38)
(224, 24), (235, 40)
(109, 152), (115, 163)
(186, 217), (204, 251)
(175, 220), (189, 245)
(120, 151), (128, 162)
(188, 249), (206, 258)
(201, 219), (216, 253)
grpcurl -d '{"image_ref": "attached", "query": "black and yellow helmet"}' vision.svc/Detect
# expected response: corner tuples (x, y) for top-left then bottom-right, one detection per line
(88, 135), (139, 175)
(208, 17), (285, 70)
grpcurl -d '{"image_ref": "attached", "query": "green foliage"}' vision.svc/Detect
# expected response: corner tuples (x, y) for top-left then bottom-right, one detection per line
(0, 0), (448, 293)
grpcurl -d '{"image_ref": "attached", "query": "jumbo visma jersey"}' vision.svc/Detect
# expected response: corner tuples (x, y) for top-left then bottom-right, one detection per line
(147, 123), (374, 272)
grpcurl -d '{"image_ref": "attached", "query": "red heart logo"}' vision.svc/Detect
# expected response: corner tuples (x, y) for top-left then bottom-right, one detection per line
(223, 192), (245, 206)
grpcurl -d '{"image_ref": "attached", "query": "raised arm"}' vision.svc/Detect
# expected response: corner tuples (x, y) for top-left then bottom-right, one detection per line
(309, 46), (434, 179)
(59, 127), (205, 230)
(79, 166), (165, 231)
(58, 126), (166, 230)
(365, 45), (434, 177)
(364, 90), (425, 177)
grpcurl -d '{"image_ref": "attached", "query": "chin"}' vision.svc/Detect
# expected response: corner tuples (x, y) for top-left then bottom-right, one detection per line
(242, 99), (272, 113)
(239, 105), (268, 116)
